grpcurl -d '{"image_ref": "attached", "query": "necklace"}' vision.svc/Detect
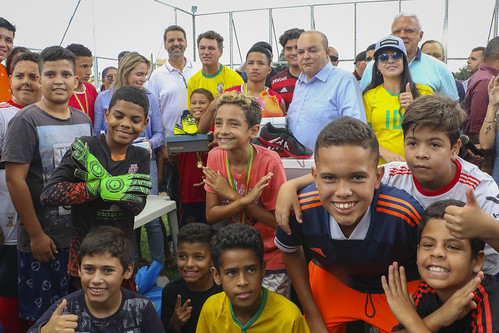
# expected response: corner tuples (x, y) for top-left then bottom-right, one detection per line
(196, 152), (203, 168)
(73, 85), (89, 114)
(225, 144), (254, 224)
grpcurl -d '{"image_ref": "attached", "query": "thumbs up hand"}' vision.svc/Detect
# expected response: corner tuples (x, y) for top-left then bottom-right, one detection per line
(398, 82), (414, 110)
(41, 299), (78, 333)
(444, 186), (489, 239)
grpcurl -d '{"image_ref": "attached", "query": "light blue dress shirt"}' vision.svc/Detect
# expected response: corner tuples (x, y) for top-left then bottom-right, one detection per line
(360, 49), (459, 100)
(287, 61), (365, 151)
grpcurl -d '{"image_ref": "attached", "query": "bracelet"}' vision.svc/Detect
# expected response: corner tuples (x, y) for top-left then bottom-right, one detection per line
(484, 119), (497, 123)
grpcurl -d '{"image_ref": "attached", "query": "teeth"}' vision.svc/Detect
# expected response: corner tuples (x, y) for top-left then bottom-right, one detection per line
(428, 266), (448, 273)
(335, 202), (355, 209)
(90, 288), (105, 292)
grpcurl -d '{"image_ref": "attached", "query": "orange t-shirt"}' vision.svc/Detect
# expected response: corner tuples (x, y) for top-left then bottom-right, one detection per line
(0, 65), (12, 103)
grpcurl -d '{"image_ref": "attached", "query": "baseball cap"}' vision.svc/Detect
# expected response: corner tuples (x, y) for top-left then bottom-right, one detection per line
(374, 36), (407, 58)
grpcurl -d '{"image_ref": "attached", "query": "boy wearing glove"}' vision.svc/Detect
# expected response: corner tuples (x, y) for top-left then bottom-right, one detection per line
(41, 86), (153, 291)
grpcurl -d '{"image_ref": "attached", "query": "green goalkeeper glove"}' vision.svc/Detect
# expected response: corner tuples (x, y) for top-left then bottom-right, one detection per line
(86, 173), (153, 204)
(71, 138), (111, 181)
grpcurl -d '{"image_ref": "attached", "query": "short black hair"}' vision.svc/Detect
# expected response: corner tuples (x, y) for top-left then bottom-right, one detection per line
(102, 66), (117, 78)
(6, 46), (31, 75)
(402, 94), (466, 146)
(66, 43), (92, 58)
(472, 46), (485, 53)
(484, 36), (499, 62)
(419, 200), (485, 258)
(164, 25), (187, 42)
(0, 17), (16, 37)
(11, 52), (40, 74)
(314, 116), (379, 163)
(366, 43), (376, 52)
(118, 50), (130, 64)
(77, 226), (134, 272)
(178, 223), (216, 247)
(197, 30), (224, 50)
(253, 41), (272, 54)
(190, 88), (214, 103)
(215, 91), (262, 128)
(246, 46), (271, 65)
(39, 46), (76, 73)
(279, 28), (305, 48)
(109, 86), (149, 118)
(211, 223), (264, 271)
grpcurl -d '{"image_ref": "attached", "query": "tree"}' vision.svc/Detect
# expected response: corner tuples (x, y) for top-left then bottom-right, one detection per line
(454, 65), (471, 81)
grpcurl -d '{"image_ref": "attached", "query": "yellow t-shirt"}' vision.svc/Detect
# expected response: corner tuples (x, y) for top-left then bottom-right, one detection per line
(196, 288), (310, 333)
(187, 64), (244, 104)
(363, 84), (433, 164)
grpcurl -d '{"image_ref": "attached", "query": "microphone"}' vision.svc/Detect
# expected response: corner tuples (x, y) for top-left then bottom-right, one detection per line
(460, 135), (484, 157)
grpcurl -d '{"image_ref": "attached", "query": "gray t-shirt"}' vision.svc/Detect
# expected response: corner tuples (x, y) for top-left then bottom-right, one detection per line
(1, 104), (92, 252)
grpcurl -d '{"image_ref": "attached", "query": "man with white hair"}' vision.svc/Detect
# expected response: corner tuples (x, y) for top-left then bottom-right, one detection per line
(360, 13), (458, 100)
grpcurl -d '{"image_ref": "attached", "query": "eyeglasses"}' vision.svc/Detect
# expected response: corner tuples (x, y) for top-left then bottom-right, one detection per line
(329, 55), (339, 62)
(366, 56), (373, 62)
(378, 52), (404, 63)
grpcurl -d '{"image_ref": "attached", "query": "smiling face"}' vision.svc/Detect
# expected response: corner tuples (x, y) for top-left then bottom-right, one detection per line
(312, 145), (382, 238)
(198, 38), (223, 67)
(297, 32), (330, 81)
(177, 242), (213, 291)
(74, 56), (93, 84)
(190, 92), (211, 122)
(212, 248), (265, 320)
(417, 218), (484, 302)
(377, 48), (405, 79)
(125, 61), (148, 89)
(40, 59), (78, 105)
(79, 252), (133, 316)
(10, 60), (42, 107)
(404, 125), (460, 192)
(0, 27), (14, 62)
(165, 30), (187, 59)
(214, 103), (258, 151)
(104, 99), (148, 153)
(245, 51), (271, 83)
(284, 38), (299, 67)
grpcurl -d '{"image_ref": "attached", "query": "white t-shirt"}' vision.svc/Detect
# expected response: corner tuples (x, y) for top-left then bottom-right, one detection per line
(382, 157), (499, 275)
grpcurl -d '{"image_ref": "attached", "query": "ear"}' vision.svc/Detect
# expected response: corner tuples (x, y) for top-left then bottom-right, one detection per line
(140, 117), (149, 131)
(416, 244), (420, 265)
(123, 264), (134, 280)
(375, 165), (384, 189)
(472, 250), (486, 274)
(104, 108), (110, 124)
(248, 124), (260, 139)
(451, 139), (461, 161)
(211, 266), (222, 286)
(78, 265), (82, 277)
(325, 47), (331, 56)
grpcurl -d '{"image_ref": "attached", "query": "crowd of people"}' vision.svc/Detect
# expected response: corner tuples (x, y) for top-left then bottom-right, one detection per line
(1, 10), (499, 332)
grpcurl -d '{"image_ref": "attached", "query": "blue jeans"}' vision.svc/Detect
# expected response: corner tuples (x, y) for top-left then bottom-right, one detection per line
(134, 160), (165, 265)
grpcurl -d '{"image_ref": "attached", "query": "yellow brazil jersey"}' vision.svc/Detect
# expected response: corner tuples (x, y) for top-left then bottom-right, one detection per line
(363, 84), (433, 165)
(187, 65), (244, 105)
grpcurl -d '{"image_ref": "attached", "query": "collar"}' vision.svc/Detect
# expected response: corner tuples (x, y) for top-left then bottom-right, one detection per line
(478, 64), (499, 76)
(230, 287), (267, 332)
(412, 158), (461, 196)
(6, 100), (23, 109)
(202, 64), (223, 79)
(298, 61), (333, 84)
(165, 57), (193, 72)
(414, 48), (422, 61)
(329, 206), (371, 240)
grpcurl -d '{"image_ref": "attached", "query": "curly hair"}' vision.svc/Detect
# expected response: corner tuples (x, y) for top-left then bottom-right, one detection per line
(215, 91), (262, 128)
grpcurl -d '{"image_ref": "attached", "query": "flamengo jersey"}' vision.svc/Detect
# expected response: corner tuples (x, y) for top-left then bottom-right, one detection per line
(382, 157), (499, 275)
(275, 183), (424, 293)
(270, 68), (298, 112)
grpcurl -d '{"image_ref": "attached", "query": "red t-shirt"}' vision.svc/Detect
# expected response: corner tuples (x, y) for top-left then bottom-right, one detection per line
(204, 144), (286, 272)
(177, 151), (208, 203)
(69, 83), (98, 123)
(270, 68), (298, 113)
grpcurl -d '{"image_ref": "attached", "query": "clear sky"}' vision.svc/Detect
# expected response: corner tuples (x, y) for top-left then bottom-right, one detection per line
(3, 0), (496, 77)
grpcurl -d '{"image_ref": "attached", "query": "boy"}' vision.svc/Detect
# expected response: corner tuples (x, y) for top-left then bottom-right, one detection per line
(0, 51), (41, 333)
(1, 46), (92, 321)
(277, 94), (499, 276)
(0, 17), (15, 103)
(274, 117), (425, 332)
(203, 91), (289, 296)
(161, 223), (222, 332)
(66, 43), (98, 122)
(28, 225), (165, 332)
(382, 199), (499, 332)
(41, 85), (152, 291)
(197, 223), (310, 332)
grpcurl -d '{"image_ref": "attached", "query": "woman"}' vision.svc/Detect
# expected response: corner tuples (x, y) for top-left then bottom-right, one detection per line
(98, 66), (117, 92)
(363, 35), (432, 164)
(93, 52), (165, 266)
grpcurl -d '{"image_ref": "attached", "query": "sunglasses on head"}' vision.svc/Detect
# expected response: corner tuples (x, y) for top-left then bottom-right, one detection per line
(378, 52), (404, 63)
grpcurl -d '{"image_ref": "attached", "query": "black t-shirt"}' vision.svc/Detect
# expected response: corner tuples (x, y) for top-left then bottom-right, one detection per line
(29, 288), (165, 333)
(161, 276), (223, 333)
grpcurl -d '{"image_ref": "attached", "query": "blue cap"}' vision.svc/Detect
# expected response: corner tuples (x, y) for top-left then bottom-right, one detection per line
(374, 35), (407, 58)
